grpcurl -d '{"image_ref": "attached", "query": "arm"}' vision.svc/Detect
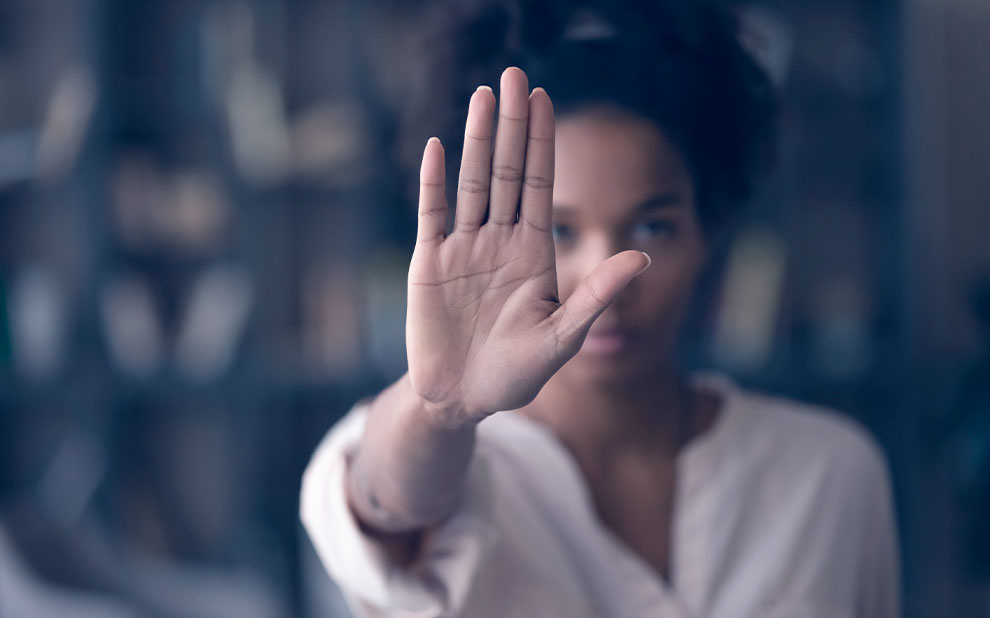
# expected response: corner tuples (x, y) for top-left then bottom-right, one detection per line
(342, 67), (650, 559)
(344, 374), (477, 563)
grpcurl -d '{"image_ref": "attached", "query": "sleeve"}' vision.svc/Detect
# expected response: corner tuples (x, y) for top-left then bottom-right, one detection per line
(299, 403), (500, 618)
(855, 449), (901, 618)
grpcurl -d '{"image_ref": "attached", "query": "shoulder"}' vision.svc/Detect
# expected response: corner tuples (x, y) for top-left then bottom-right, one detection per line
(709, 377), (892, 499)
(758, 391), (883, 467)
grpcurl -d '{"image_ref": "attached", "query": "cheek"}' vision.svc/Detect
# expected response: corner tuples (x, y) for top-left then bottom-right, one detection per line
(554, 243), (704, 322)
(553, 252), (586, 302)
(624, 244), (705, 324)
(635, 257), (698, 307)
(554, 240), (619, 302)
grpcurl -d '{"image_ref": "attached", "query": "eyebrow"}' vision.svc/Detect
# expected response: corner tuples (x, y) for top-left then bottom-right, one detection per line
(553, 193), (684, 214)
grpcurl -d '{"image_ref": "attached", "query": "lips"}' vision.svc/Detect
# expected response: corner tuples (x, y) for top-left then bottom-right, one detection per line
(581, 328), (634, 354)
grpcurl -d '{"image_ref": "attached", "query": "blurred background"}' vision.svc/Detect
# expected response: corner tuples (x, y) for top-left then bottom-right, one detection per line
(0, 0), (988, 616)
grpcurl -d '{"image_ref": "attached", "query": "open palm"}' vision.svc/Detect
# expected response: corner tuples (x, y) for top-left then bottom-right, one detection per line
(406, 68), (650, 424)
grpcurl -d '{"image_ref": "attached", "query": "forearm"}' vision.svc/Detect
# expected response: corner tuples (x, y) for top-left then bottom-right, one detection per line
(346, 373), (479, 534)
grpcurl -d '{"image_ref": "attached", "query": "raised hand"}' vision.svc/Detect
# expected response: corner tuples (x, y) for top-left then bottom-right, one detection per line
(406, 67), (651, 425)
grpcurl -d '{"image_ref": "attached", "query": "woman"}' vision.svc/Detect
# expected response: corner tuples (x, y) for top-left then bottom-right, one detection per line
(301, 2), (899, 616)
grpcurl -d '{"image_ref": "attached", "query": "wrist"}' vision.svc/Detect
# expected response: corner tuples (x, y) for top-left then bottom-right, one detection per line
(398, 373), (480, 432)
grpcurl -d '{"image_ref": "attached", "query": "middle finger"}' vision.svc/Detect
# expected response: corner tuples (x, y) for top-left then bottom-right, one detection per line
(487, 67), (530, 226)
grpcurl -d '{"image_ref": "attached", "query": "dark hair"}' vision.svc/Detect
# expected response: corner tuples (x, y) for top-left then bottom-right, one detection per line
(401, 0), (778, 232)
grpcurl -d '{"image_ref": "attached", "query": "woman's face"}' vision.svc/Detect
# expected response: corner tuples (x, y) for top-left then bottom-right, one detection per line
(552, 106), (707, 385)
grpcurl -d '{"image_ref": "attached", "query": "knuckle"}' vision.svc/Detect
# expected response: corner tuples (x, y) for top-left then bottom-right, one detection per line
(458, 177), (489, 195)
(492, 164), (523, 183)
(419, 205), (447, 216)
(523, 175), (553, 190)
(464, 131), (492, 143)
(585, 280), (607, 307)
(453, 220), (480, 232)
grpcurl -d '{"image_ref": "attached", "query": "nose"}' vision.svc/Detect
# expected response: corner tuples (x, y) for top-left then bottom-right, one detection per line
(573, 231), (620, 281)
(571, 231), (639, 307)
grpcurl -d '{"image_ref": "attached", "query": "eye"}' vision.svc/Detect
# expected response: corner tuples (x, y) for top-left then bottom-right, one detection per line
(630, 220), (677, 243)
(552, 222), (576, 247)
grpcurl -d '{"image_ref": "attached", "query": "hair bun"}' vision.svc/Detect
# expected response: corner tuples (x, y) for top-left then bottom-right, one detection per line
(561, 9), (618, 42)
(402, 0), (779, 231)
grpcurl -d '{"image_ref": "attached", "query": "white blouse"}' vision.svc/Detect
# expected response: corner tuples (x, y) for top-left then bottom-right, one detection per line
(300, 374), (899, 618)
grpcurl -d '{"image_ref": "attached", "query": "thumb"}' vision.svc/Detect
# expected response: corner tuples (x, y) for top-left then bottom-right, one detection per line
(552, 250), (651, 351)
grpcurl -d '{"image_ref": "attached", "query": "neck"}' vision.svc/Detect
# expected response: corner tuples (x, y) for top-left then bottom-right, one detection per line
(525, 366), (692, 461)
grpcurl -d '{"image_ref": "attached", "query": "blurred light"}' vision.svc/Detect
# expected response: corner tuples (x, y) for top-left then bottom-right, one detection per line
(111, 156), (230, 252)
(175, 263), (253, 382)
(200, 2), (255, 102)
(739, 5), (794, 89)
(712, 226), (787, 372)
(36, 66), (96, 184)
(100, 272), (164, 377)
(111, 153), (167, 249)
(37, 434), (105, 528)
(302, 263), (364, 378)
(0, 130), (37, 187)
(170, 170), (230, 251)
(225, 65), (291, 187)
(809, 276), (873, 378)
(562, 9), (618, 41)
(364, 250), (409, 377)
(8, 265), (67, 380)
(290, 100), (372, 186)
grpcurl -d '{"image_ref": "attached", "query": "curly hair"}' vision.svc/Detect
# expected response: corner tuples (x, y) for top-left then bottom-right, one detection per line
(400, 0), (778, 232)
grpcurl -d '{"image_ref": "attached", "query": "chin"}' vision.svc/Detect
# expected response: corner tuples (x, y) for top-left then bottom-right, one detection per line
(566, 348), (658, 386)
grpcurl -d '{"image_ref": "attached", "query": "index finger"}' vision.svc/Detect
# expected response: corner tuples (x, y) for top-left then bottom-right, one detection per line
(417, 137), (447, 246)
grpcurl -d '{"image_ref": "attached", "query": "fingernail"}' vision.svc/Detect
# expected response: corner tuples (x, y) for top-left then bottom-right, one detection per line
(531, 87), (546, 95)
(636, 252), (652, 275)
(476, 85), (492, 93)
